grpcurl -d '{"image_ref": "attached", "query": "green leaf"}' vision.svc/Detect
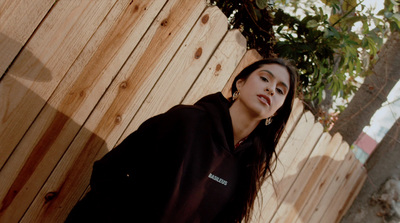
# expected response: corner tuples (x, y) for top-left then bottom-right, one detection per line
(325, 26), (340, 38)
(332, 3), (341, 14)
(361, 38), (368, 48)
(320, 0), (330, 6)
(348, 59), (354, 75)
(365, 37), (377, 55)
(343, 53), (349, 65)
(390, 13), (400, 28)
(340, 15), (366, 29)
(342, 0), (357, 12)
(318, 87), (324, 102)
(256, 0), (269, 9)
(368, 31), (383, 46)
(392, 13), (400, 21)
(390, 0), (400, 5)
(356, 58), (362, 74)
(277, 25), (284, 33)
(384, 11), (394, 19)
(377, 9), (385, 16)
(362, 20), (370, 33)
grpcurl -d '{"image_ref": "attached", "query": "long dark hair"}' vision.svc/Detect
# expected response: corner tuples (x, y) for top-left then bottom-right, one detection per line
(231, 58), (298, 222)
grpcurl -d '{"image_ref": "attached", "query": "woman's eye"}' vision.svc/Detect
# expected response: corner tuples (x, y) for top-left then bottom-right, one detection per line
(260, 76), (268, 82)
(277, 88), (284, 95)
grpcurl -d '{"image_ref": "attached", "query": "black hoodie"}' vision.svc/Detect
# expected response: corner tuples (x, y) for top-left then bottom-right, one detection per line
(66, 92), (254, 223)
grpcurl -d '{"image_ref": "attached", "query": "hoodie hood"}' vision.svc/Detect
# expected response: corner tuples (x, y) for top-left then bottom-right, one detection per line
(194, 92), (252, 153)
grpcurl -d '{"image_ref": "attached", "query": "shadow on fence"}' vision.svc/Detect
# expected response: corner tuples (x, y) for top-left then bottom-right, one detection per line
(0, 33), (108, 222)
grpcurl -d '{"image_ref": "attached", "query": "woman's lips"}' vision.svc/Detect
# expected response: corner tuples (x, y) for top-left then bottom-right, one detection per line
(257, 94), (271, 106)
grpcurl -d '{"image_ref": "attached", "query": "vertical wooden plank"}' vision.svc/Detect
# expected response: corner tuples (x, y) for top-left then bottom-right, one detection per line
(0, 0), (117, 168)
(121, 7), (228, 136)
(307, 151), (357, 222)
(319, 160), (367, 223)
(121, 6), (228, 137)
(0, 0), (54, 78)
(276, 98), (305, 152)
(270, 133), (343, 223)
(336, 168), (367, 222)
(250, 113), (324, 223)
(182, 29), (247, 105)
(20, 0), (207, 222)
(0, 1), (166, 222)
(295, 142), (350, 223)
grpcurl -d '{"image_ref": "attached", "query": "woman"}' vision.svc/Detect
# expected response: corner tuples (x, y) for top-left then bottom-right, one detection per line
(66, 58), (297, 223)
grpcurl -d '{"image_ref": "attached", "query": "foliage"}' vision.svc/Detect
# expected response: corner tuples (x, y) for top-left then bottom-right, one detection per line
(209, 0), (399, 128)
(209, 0), (276, 57)
(274, 0), (399, 128)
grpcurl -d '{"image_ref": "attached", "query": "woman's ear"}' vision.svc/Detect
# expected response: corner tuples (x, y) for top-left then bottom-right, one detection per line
(236, 78), (245, 91)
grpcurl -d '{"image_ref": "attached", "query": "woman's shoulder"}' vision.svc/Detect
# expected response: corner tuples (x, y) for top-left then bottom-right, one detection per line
(169, 103), (206, 112)
(168, 92), (228, 117)
(165, 104), (209, 120)
(135, 104), (209, 137)
(142, 92), (226, 129)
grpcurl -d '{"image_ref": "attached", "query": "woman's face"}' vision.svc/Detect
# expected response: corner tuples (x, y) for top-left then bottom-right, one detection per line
(235, 63), (290, 120)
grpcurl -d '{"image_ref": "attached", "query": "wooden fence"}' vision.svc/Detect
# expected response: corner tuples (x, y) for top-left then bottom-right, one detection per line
(0, 0), (367, 222)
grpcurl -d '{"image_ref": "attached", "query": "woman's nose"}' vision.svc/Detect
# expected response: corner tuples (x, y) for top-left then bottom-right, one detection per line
(265, 87), (274, 96)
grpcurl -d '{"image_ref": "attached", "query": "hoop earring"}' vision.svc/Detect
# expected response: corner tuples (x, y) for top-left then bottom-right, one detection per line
(265, 117), (273, 125)
(232, 91), (240, 101)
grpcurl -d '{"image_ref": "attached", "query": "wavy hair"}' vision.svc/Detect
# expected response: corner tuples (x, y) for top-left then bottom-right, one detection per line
(230, 58), (298, 222)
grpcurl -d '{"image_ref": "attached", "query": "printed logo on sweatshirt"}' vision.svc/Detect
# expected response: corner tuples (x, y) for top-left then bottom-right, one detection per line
(208, 173), (228, 186)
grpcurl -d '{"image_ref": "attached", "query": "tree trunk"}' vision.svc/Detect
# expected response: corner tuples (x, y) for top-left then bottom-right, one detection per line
(340, 117), (400, 223)
(330, 31), (400, 144)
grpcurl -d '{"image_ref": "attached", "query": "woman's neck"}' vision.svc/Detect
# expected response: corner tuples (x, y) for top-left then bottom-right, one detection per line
(229, 102), (261, 146)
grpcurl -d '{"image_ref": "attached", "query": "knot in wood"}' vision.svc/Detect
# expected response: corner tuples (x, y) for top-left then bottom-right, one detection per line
(120, 81), (128, 89)
(45, 192), (58, 202)
(132, 5), (139, 13)
(216, 64), (222, 71)
(115, 115), (122, 124)
(202, 14), (209, 24)
(194, 48), (202, 59)
(214, 64), (222, 76)
(161, 19), (168, 27)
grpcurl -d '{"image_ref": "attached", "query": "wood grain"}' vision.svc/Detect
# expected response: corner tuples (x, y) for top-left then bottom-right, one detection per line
(252, 113), (324, 223)
(307, 151), (357, 222)
(270, 133), (343, 223)
(0, 0), (166, 222)
(0, 0), (54, 78)
(295, 142), (350, 223)
(182, 29), (247, 105)
(19, 0), (207, 221)
(0, 0), (116, 169)
(319, 159), (367, 222)
(120, 6), (228, 138)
